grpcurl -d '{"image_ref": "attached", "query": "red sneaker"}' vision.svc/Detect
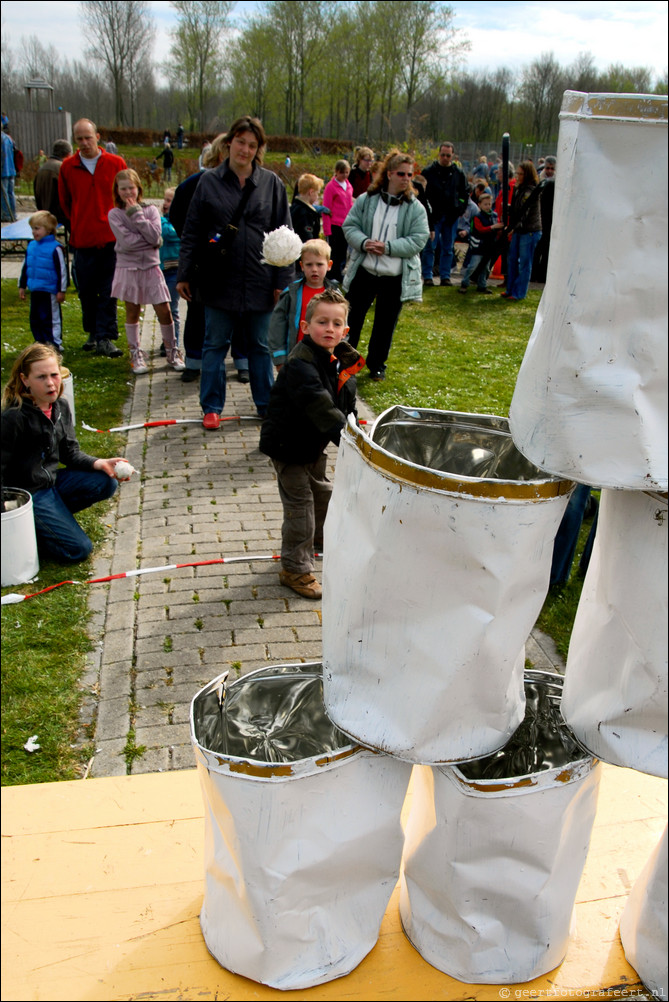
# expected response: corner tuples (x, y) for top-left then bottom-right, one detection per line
(202, 413), (221, 430)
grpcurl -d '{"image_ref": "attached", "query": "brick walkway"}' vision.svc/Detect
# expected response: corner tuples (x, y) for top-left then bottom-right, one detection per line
(85, 309), (351, 777)
(1, 233), (563, 779)
(84, 308), (563, 777)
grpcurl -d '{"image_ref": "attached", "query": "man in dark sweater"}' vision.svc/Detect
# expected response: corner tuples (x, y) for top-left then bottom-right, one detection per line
(421, 142), (467, 287)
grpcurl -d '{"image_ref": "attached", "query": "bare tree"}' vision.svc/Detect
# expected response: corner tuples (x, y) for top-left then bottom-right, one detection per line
(521, 52), (566, 143)
(80, 1), (155, 126)
(169, 1), (235, 132)
(18, 35), (60, 84)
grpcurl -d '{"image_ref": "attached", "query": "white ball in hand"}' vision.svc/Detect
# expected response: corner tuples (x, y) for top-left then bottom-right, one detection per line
(114, 460), (136, 481)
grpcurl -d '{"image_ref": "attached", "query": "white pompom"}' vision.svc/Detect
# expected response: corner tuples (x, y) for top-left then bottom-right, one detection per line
(260, 226), (303, 267)
(114, 460), (136, 481)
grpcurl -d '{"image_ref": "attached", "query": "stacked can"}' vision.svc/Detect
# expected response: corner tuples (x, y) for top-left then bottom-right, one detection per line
(322, 408), (604, 982)
(509, 91), (668, 998)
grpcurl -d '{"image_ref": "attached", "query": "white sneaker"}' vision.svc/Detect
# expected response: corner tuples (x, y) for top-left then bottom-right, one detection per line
(166, 346), (186, 371)
(130, 348), (148, 374)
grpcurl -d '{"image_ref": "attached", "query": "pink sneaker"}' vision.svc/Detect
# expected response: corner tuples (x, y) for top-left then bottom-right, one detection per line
(166, 346), (186, 371)
(130, 348), (148, 375)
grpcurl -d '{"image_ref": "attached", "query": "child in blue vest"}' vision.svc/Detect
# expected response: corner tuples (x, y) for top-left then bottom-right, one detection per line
(18, 210), (67, 351)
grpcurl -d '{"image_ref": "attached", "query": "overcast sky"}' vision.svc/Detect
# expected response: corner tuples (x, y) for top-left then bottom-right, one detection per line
(2, 0), (667, 86)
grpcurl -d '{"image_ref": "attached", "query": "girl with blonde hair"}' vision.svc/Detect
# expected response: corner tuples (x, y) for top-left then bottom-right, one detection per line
(108, 169), (185, 374)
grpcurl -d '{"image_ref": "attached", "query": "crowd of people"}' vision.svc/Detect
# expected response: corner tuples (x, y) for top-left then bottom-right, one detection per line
(2, 114), (560, 595)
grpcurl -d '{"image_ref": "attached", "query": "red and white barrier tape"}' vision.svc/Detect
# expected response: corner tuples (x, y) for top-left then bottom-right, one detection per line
(81, 417), (368, 433)
(81, 416), (259, 434)
(1, 553), (323, 605)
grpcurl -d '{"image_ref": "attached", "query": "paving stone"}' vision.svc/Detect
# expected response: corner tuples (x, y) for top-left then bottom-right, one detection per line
(101, 629), (134, 664)
(130, 746), (170, 774)
(89, 739), (128, 778)
(96, 697), (131, 740)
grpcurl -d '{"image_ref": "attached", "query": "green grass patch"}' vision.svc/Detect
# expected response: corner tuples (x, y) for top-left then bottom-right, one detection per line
(1, 279), (130, 785)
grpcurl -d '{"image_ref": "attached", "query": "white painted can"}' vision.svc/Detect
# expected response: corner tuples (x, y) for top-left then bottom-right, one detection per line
(620, 825), (668, 1002)
(509, 91), (668, 490)
(322, 412), (572, 764)
(1, 488), (39, 586)
(561, 488), (668, 778)
(60, 367), (75, 427)
(400, 674), (601, 984)
(190, 663), (412, 991)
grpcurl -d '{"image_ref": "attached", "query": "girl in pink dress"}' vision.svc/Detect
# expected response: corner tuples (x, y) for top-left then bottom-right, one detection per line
(322, 160), (354, 283)
(108, 169), (185, 374)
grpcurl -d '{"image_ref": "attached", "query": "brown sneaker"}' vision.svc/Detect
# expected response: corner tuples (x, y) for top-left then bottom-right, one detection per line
(279, 570), (322, 600)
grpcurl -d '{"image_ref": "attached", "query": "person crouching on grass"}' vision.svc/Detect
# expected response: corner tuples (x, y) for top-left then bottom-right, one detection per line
(18, 211), (67, 353)
(259, 288), (364, 600)
(1, 343), (123, 563)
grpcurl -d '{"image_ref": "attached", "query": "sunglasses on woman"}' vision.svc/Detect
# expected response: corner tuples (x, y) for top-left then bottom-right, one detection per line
(394, 170), (413, 177)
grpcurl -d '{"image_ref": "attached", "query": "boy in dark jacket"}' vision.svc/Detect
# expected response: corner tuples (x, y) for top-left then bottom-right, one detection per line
(260, 288), (364, 599)
(458, 192), (503, 293)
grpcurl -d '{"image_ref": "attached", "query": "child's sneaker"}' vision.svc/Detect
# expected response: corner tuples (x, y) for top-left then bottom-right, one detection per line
(166, 347), (186, 371)
(130, 348), (148, 374)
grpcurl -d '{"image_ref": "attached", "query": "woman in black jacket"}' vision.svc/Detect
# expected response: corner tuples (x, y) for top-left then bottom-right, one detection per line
(176, 116), (294, 426)
(502, 160), (542, 301)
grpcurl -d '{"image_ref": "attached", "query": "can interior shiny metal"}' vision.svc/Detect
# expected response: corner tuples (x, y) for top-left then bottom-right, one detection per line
(371, 406), (563, 483)
(192, 662), (356, 764)
(457, 671), (587, 780)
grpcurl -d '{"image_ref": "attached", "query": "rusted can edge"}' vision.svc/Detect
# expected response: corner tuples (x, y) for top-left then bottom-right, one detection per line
(348, 423), (573, 501)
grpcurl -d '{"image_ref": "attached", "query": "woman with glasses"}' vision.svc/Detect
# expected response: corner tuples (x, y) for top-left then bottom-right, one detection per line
(342, 150), (429, 382)
(349, 146), (375, 198)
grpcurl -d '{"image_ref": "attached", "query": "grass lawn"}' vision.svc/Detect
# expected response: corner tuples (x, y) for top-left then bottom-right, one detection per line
(1, 272), (590, 785)
(1, 280), (128, 785)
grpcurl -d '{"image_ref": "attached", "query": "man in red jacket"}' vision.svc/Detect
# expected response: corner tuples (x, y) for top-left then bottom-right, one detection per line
(58, 119), (126, 357)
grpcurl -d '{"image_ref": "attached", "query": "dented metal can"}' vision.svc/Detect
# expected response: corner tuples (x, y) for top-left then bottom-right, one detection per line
(620, 825), (668, 1002)
(562, 489), (668, 778)
(1, 488), (39, 587)
(322, 410), (572, 764)
(190, 662), (412, 990)
(510, 91), (668, 490)
(400, 671), (601, 984)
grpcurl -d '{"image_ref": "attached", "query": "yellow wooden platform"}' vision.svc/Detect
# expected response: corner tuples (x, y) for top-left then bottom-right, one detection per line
(2, 764), (666, 1001)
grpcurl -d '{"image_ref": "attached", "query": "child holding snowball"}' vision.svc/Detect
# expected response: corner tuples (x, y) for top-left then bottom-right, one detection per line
(1, 343), (128, 563)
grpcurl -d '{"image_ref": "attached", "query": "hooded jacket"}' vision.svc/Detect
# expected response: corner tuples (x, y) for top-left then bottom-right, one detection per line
(342, 190), (429, 302)
(259, 335), (363, 465)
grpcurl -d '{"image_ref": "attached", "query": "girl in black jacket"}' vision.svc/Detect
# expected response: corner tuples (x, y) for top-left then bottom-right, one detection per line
(1, 343), (122, 562)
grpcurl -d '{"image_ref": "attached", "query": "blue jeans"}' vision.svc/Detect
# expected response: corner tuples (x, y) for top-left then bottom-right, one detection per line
(31, 469), (118, 563)
(200, 307), (274, 416)
(163, 268), (180, 344)
(1, 175), (16, 221)
(421, 218), (458, 280)
(506, 231), (541, 300)
(460, 254), (490, 290)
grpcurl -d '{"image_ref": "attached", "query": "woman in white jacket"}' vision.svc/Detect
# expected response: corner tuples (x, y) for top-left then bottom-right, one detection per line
(342, 150), (429, 381)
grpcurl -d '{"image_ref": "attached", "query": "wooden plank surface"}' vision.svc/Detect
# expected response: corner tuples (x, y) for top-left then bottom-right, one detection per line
(2, 765), (666, 1001)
